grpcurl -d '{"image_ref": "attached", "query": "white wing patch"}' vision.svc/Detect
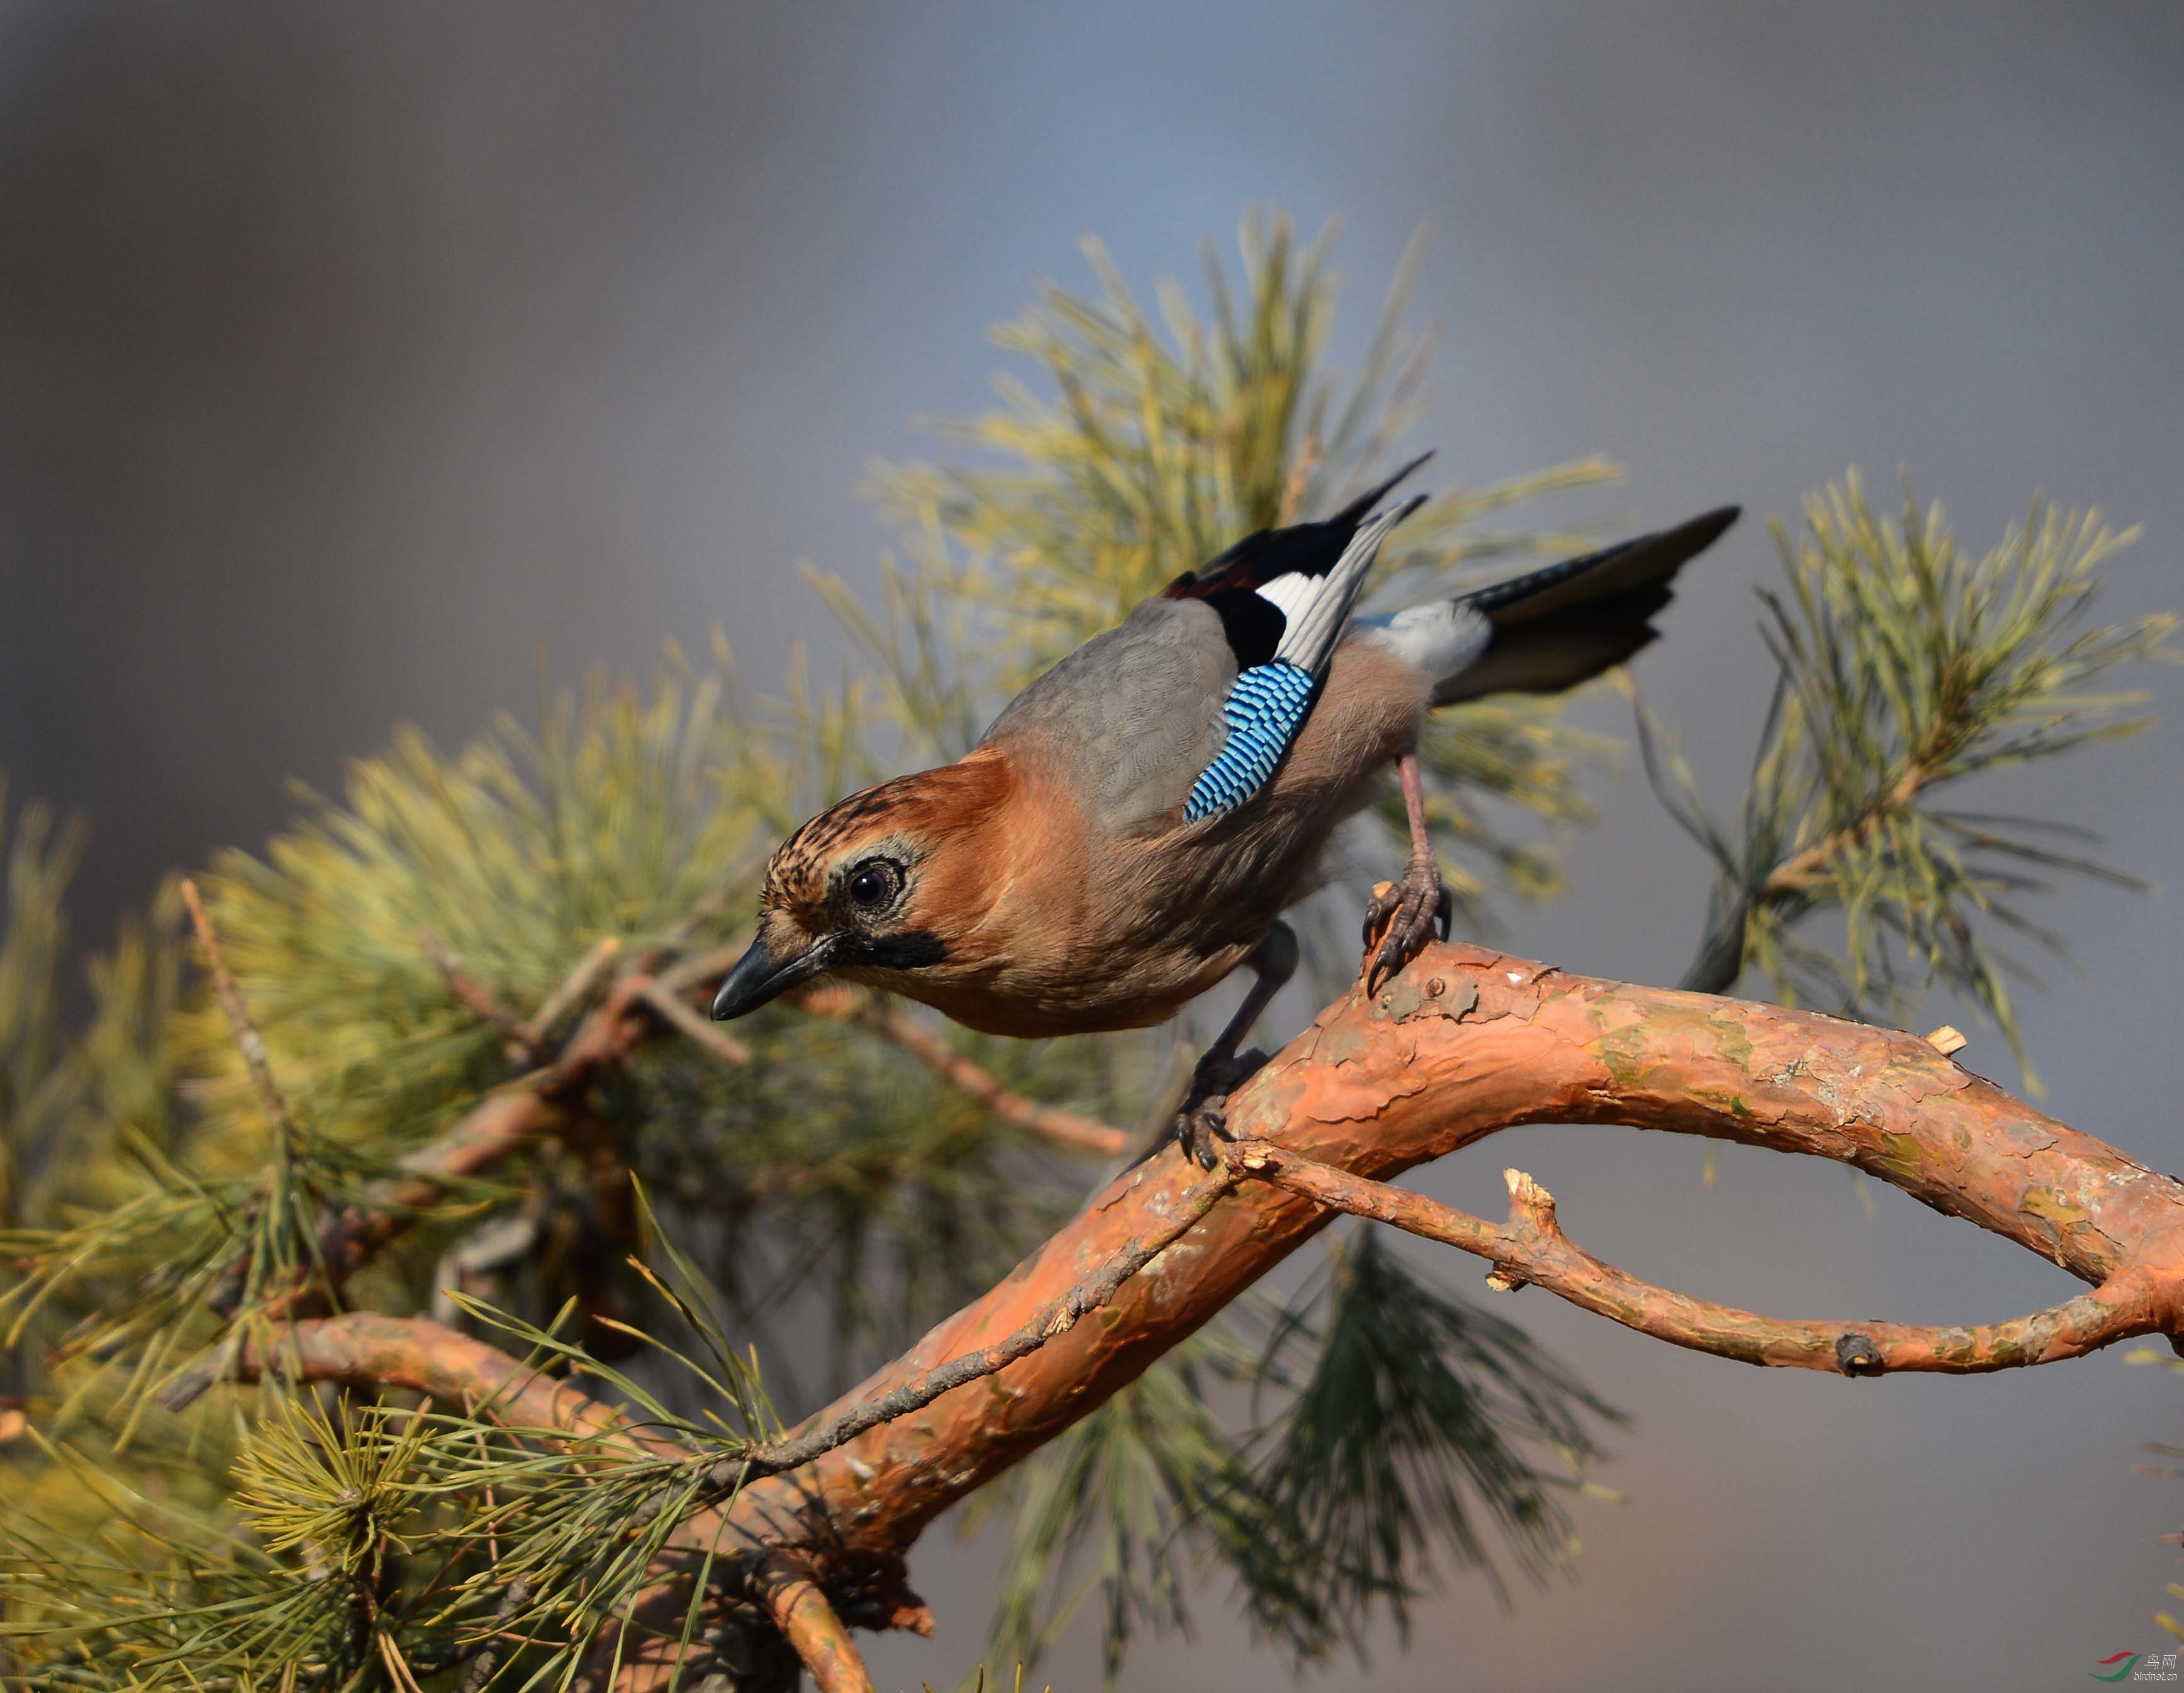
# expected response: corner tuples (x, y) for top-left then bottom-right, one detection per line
(1268, 502), (1418, 676)
(1254, 574), (1319, 623)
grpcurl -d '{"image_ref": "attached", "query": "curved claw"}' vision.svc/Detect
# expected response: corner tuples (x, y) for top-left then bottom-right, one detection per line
(1169, 1046), (1267, 1170)
(1361, 863), (1451, 994)
(1175, 1097), (1232, 1170)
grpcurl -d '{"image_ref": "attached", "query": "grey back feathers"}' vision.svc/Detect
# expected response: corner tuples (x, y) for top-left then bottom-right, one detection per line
(981, 596), (1235, 836)
(984, 484), (1430, 836)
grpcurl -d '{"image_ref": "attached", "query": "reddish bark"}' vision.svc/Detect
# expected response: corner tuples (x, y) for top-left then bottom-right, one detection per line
(750, 1555), (874, 1693)
(236, 1311), (645, 1448)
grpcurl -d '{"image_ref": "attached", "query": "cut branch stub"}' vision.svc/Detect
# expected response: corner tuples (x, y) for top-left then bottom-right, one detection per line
(751, 1554), (877, 1693)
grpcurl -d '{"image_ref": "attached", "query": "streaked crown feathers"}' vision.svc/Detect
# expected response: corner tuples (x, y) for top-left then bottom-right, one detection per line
(759, 752), (1013, 923)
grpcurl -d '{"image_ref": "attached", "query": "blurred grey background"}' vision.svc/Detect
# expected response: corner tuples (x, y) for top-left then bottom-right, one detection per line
(4, 4), (2181, 1689)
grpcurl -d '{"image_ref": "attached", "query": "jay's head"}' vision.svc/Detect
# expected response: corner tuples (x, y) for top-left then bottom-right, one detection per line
(711, 752), (1014, 1020)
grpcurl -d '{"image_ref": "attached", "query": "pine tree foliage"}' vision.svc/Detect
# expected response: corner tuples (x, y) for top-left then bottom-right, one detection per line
(0, 215), (2170, 1689)
(3, 1291), (776, 1687)
(971, 1330), (1330, 1682)
(1649, 473), (2175, 1084)
(0, 781), (90, 1243)
(1254, 1229), (1621, 1640)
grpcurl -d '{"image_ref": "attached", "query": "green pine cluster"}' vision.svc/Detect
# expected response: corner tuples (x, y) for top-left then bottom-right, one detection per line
(0, 215), (2171, 1690)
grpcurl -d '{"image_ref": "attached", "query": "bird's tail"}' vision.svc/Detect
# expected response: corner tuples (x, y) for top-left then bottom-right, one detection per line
(1428, 506), (1739, 705)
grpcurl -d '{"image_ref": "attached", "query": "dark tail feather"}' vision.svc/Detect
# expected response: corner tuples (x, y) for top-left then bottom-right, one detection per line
(1329, 450), (1435, 528)
(1433, 506), (1739, 706)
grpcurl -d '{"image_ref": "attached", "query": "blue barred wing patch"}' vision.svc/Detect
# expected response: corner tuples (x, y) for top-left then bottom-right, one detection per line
(1183, 660), (1318, 821)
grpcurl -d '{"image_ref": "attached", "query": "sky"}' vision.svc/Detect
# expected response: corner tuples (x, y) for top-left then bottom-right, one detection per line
(3, 4), (2182, 1689)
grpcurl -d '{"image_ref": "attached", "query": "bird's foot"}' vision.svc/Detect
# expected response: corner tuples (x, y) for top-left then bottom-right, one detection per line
(1173, 1047), (1268, 1171)
(1361, 858), (1452, 994)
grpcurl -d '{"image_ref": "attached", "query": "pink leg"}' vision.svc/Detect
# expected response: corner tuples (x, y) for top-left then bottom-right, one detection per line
(1361, 750), (1451, 992)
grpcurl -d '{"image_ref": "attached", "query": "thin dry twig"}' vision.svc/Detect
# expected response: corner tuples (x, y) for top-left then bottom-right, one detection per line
(657, 943), (744, 996)
(180, 878), (299, 1144)
(794, 985), (1127, 1157)
(419, 927), (526, 1042)
(635, 977), (752, 1067)
(456, 1580), (532, 1693)
(515, 936), (623, 1053)
(1231, 1141), (2167, 1375)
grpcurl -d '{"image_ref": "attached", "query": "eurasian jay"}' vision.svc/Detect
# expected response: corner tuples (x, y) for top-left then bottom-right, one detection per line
(713, 456), (1737, 1163)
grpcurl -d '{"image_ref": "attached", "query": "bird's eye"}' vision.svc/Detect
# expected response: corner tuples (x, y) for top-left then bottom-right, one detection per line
(845, 858), (903, 911)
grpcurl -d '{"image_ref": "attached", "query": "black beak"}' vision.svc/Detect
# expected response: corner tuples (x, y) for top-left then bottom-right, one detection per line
(710, 933), (837, 1020)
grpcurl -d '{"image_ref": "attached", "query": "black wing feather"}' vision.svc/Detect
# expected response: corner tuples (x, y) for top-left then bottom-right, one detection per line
(1165, 452), (1433, 599)
(1159, 452), (1434, 669)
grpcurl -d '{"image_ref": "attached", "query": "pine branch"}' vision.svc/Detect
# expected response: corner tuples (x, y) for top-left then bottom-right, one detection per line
(701, 942), (2184, 1572)
(225, 1178), (1234, 1686)
(634, 976), (752, 1068)
(1756, 758), (1932, 899)
(1656, 475), (2175, 1038)
(189, 971), (659, 1340)
(233, 1313), (649, 1450)
(250, 952), (737, 1326)
(282, 960), (1120, 1319)
(515, 936), (623, 1054)
(238, 1171), (1231, 1515)
(23, 946), (2184, 1682)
